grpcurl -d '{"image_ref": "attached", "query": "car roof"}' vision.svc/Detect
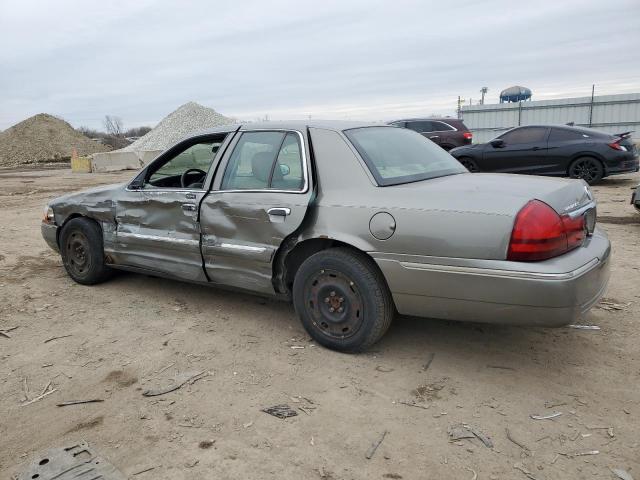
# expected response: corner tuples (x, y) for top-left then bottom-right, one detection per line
(193, 120), (385, 137)
(507, 124), (611, 137)
(390, 117), (461, 123)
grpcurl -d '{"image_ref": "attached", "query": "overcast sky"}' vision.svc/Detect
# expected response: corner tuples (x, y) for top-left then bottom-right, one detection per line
(1, 0), (639, 130)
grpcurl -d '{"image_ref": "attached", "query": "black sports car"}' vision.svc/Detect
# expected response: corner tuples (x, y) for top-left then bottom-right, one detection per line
(450, 125), (639, 184)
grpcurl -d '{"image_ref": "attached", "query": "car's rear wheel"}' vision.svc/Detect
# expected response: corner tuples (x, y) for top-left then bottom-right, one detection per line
(568, 157), (603, 184)
(292, 248), (394, 352)
(458, 157), (480, 172)
(60, 217), (113, 285)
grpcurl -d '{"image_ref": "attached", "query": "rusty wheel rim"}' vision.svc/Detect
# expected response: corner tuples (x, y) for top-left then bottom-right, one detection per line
(303, 269), (364, 340)
(65, 230), (91, 276)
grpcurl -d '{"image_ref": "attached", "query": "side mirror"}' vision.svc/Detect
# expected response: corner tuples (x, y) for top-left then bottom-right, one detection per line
(279, 164), (290, 176)
(128, 180), (143, 190)
(490, 139), (505, 148)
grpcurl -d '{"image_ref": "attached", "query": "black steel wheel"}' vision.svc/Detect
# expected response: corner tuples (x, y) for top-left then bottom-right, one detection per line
(60, 217), (113, 285)
(293, 248), (394, 352)
(458, 157), (480, 172)
(568, 157), (603, 185)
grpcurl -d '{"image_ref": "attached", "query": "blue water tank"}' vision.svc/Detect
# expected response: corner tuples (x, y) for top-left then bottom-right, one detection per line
(500, 86), (532, 103)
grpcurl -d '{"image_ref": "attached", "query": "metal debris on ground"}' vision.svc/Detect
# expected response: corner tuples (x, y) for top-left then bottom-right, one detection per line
(142, 371), (208, 397)
(611, 468), (635, 480)
(43, 334), (73, 344)
(398, 400), (430, 410)
(131, 465), (160, 476)
(57, 399), (104, 407)
(261, 404), (298, 419)
(567, 324), (601, 330)
(530, 412), (562, 420)
(365, 430), (388, 459)
(487, 365), (516, 370)
(448, 423), (493, 448)
(423, 352), (435, 371)
(15, 441), (126, 480)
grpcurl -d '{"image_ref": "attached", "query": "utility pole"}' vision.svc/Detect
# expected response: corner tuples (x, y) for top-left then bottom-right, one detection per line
(588, 84), (595, 127)
(457, 96), (463, 119)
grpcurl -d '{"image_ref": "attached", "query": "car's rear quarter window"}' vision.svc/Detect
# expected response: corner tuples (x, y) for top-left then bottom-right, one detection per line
(344, 126), (466, 186)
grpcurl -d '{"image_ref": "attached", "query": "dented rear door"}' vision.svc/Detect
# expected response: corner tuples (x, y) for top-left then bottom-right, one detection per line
(199, 128), (313, 294)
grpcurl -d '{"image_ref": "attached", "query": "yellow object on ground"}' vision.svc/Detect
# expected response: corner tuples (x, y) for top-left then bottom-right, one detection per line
(71, 156), (92, 173)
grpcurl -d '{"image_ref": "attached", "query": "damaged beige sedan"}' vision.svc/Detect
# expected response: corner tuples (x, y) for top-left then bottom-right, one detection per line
(42, 121), (610, 352)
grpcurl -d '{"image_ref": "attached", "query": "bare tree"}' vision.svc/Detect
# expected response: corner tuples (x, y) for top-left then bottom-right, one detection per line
(103, 115), (124, 137)
(103, 115), (127, 149)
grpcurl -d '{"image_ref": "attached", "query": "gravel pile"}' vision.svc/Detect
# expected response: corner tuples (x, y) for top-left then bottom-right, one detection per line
(122, 102), (236, 152)
(0, 114), (110, 167)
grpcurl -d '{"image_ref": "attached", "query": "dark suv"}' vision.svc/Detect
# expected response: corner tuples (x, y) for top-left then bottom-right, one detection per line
(389, 118), (472, 151)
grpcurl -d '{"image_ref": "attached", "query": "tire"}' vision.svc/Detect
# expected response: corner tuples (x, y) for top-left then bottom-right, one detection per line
(292, 247), (395, 352)
(59, 217), (113, 285)
(568, 157), (604, 185)
(458, 156), (480, 172)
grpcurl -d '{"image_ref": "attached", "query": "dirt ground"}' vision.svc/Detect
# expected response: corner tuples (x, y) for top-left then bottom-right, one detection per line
(1, 167), (638, 480)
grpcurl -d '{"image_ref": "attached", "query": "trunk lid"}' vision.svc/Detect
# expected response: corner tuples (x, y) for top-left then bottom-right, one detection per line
(386, 172), (593, 217)
(379, 173), (594, 260)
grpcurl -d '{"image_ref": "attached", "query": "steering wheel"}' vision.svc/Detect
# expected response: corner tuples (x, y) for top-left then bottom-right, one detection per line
(180, 168), (207, 188)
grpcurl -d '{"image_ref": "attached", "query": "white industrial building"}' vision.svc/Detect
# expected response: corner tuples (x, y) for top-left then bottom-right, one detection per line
(461, 92), (640, 143)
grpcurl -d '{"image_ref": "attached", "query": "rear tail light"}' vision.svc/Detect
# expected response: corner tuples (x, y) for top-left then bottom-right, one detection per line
(608, 140), (628, 151)
(463, 132), (473, 140)
(507, 200), (587, 261)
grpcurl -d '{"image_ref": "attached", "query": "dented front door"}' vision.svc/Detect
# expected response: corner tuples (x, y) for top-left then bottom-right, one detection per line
(113, 188), (207, 282)
(199, 129), (313, 294)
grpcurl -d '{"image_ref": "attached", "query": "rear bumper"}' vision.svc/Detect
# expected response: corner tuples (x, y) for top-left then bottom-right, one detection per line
(373, 229), (611, 327)
(41, 222), (59, 253)
(606, 156), (639, 176)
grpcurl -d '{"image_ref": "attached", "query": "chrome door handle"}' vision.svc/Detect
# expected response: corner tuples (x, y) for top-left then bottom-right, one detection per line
(267, 207), (291, 217)
(182, 203), (197, 212)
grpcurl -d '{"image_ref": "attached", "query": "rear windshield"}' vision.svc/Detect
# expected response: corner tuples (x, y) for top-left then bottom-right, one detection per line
(344, 126), (466, 186)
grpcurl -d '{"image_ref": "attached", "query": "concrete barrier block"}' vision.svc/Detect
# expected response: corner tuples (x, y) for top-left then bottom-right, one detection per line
(91, 151), (142, 173)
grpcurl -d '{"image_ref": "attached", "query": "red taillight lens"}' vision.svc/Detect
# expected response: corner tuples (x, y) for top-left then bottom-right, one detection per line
(507, 200), (586, 261)
(608, 141), (628, 151)
(463, 132), (473, 140)
(562, 213), (586, 250)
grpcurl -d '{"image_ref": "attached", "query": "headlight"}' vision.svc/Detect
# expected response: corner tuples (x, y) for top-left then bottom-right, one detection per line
(43, 205), (55, 224)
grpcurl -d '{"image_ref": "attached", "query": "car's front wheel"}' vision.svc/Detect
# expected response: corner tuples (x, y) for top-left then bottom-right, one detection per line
(292, 248), (395, 352)
(568, 157), (604, 184)
(60, 217), (113, 285)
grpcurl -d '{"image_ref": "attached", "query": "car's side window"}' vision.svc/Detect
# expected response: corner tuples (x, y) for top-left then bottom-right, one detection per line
(146, 140), (222, 189)
(500, 127), (548, 145)
(549, 128), (590, 142)
(407, 121), (434, 133)
(432, 121), (455, 131)
(221, 131), (304, 191)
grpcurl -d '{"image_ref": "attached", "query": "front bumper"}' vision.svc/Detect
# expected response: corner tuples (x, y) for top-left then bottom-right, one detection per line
(373, 229), (611, 327)
(41, 222), (59, 253)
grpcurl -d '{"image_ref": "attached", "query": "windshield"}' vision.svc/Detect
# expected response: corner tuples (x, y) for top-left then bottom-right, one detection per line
(344, 126), (466, 186)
